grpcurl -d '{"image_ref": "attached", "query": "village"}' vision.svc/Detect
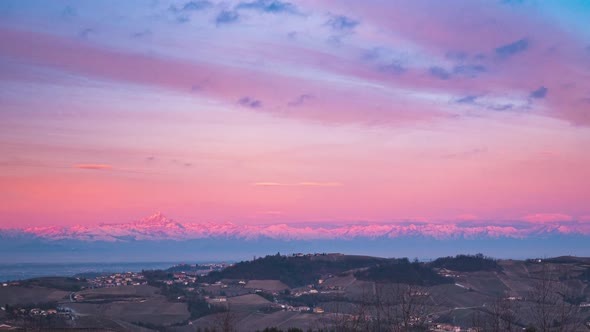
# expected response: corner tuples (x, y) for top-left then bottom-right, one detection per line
(64, 264), (474, 331)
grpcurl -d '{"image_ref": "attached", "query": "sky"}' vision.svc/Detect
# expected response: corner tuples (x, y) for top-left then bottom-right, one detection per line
(1, 0), (590, 228)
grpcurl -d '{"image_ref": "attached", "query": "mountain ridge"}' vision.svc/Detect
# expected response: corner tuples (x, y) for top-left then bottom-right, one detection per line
(2, 213), (590, 242)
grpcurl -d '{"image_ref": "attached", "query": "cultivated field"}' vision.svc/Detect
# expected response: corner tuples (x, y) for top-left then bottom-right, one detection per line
(66, 285), (189, 326)
(245, 279), (289, 292)
(0, 286), (69, 305)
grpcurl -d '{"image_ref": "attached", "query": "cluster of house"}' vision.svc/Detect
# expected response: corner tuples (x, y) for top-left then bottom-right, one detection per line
(290, 253), (342, 257)
(429, 324), (481, 332)
(287, 305), (324, 314)
(429, 324), (460, 332)
(0, 306), (74, 321)
(1, 281), (20, 287)
(205, 296), (227, 303)
(90, 272), (147, 288)
(436, 268), (461, 278)
(318, 285), (343, 293)
(165, 263), (231, 278)
(290, 287), (343, 297)
(291, 288), (319, 297)
(263, 303), (324, 313)
(200, 280), (227, 288)
(201, 263), (232, 271)
(505, 296), (524, 301)
(431, 322), (531, 332)
(161, 272), (198, 286)
(26, 308), (57, 317)
(202, 297), (327, 315)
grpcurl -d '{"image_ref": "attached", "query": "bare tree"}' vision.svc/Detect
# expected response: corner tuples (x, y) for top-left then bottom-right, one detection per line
(387, 283), (429, 332)
(319, 282), (431, 332)
(471, 308), (488, 332)
(215, 303), (238, 332)
(472, 295), (520, 332)
(326, 284), (372, 332)
(527, 263), (582, 332)
(498, 296), (520, 331)
(350, 283), (430, 332)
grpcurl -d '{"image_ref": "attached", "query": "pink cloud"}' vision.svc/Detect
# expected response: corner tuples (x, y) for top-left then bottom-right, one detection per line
(252, 182), (342, 187)
(299, 1), (590, 126)
(521, 213), (573, 223)
(72, 164), (113, 170)
(0, 28), (443, 126)
(456, 214), (479, 221)
(3, 12), (588, 128)
(297, 182), (342, 187)
(252, 182), (288, 187)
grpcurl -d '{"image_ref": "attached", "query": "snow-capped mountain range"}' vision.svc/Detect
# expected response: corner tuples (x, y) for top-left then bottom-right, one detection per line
(2, 213), (590, 242)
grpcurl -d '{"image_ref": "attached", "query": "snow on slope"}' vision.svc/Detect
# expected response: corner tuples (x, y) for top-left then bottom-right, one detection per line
(2, 212), (588, 242)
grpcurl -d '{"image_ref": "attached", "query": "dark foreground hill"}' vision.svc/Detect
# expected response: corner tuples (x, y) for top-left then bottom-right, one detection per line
(354, 258), (453, 285)
(202, 253), (388, 287)
(429, 253), (501, 272)
(2, 253), (590, 332)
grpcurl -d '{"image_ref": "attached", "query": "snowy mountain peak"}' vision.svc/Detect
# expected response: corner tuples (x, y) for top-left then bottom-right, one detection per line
(4, 213), (590, 242)
(140, 211), (168, 222)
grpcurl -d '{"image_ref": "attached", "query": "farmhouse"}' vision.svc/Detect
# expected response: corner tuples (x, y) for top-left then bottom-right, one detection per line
(313, 307), (324, 314)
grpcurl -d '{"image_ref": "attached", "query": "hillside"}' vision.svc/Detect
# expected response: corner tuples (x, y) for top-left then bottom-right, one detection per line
(354, 258), (453, 285)
(429, 253), (501, 272)
(202, 253), (387, 287)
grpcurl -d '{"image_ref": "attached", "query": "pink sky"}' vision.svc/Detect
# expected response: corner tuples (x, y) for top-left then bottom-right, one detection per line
(1, 0), (589, 228)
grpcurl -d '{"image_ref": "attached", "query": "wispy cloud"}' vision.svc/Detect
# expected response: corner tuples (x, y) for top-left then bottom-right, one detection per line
(72, 164), (113, 170)
(495, 38), (529, 58)
(61, 5), (76, 19)
(487, 104), (514, 111)
(169, 1), (212, 13)
(378, 62), (406, 76)
(297, 182), (342, 187)
(442, 148), (487, 159)
(429, 64), (486, 81)
(252, 182), (286, 186)
(456, 95), (478, 104)
(252, 182), (342, 187)
(288, 94), (314, 107)
(429, 66), (451, 80)
(182, 1), (212, 11)
(326, 15), (359, 32)
(530, 86), (548, 99)
(236, 0), (299, 15)
(131, 30), (152, 39)
(453, 64), (486, 78)
(72, 164), (154, 174)
(521, 213), (573, 223)
(0, 28), (444, 126)
(238, 96), (262, 108)
(456, 214), (479, 221)
(216, 10), (239, 25)
(79, 28), (94, 39)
